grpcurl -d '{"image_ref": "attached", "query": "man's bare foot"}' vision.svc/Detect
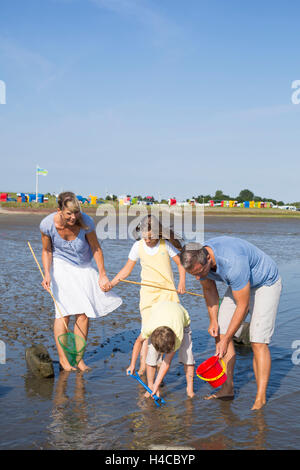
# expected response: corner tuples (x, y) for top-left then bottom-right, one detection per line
(251, 397), (266, 410)
(59, 361), (76, 372)
(187, 389), (195, 398)
(203, 383), (234, 401)
(77, 360), (92, 372)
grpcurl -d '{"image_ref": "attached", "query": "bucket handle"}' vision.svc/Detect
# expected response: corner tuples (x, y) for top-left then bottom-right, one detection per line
(197, 358), (226, 382)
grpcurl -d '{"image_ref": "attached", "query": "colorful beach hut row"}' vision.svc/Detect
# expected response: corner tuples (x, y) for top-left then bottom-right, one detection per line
(0, 192), (45, 203)
(211, 200), (273, 208)
(76, 195), (100, 205)
(0, 192), (104, 205)
(118, 195), (153, 205)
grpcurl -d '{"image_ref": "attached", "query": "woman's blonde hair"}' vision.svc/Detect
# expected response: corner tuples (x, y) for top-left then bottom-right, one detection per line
(57, 192), (90, 230)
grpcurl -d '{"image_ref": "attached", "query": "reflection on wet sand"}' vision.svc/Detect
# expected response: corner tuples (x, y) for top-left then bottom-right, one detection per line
(189, 401), (268, 450)
(48, 371), (88, 449)
(124, 385), (198, 449)
(25, 373), (55, 400)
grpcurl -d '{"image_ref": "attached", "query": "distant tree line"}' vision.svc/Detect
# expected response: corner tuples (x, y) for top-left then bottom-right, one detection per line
(190, 189), (287, 206)
(43, 190), (298, 206)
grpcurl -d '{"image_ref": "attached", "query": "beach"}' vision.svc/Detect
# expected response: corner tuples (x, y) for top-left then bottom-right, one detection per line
(1, 203), (300, 218)
(0, 213), (300, 449)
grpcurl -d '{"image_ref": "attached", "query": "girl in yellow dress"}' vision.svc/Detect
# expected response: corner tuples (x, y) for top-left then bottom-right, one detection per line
(110, 215), (186, 374)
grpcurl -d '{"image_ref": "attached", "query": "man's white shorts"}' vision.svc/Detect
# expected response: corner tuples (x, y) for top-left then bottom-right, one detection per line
(218, 277), (282, 344)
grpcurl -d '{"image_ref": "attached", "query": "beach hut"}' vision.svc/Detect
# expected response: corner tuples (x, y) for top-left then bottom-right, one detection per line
(210, 200), (214, 207)
(17, 193), (26, 203)
(76, 195), (85, 204)
(250, 201), (255, 208)
(118, 195), (127, 205)
(89, 195), (98, 205)
(0, 193), (8, 202)
(28, 193), (37, 202)
(244, 201), (250, 208)
(169, 198), (177, 206)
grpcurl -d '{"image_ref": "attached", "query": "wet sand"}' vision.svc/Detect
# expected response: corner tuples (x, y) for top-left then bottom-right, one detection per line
(0, 213), (300, 449)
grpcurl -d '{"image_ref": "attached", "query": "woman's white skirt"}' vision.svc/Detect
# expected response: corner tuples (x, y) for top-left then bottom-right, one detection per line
(50, 257), (122, 319)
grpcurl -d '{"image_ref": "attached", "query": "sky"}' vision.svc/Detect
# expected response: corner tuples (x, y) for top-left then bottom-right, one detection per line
(0, 0), (300, 202)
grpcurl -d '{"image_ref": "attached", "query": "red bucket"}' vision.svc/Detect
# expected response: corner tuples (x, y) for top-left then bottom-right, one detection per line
(196, 355), (227, 388)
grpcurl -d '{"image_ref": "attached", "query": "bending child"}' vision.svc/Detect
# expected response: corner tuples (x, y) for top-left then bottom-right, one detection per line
(110, 215), (186, 375)
(126, 301), (195, 398)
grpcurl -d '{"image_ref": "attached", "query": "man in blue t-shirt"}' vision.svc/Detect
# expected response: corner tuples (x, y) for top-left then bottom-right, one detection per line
(180, 237), (282, 410)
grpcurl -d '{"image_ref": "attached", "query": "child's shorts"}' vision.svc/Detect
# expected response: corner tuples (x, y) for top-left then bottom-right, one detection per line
(146, 326), (195, 366)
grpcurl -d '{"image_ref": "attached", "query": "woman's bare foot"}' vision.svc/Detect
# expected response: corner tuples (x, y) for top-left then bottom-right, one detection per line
(251, 397), (266, 410)
(59, 361), (76, 372)
(77, 360), (92, 372)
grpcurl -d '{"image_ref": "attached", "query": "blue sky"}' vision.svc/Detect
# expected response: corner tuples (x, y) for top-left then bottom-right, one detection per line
(0, 0), (300, 201)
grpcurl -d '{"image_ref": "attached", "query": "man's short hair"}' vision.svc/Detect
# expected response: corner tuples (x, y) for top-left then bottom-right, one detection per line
(150, 326), (176, 354)
(179, 242), (209, 271)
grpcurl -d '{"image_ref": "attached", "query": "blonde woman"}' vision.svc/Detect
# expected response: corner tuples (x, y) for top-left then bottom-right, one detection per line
(40, 192), (122, 371)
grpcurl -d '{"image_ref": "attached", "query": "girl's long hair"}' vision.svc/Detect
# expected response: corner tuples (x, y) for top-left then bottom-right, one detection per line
(57, 192), (90, 230)
(135, 214), (183, 250)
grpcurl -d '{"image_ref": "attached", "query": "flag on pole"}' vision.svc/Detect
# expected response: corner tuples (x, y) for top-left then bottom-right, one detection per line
(36, 167), (48, 176)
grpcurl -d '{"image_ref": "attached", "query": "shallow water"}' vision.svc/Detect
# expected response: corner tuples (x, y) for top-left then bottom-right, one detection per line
(0, 214), (300, 450)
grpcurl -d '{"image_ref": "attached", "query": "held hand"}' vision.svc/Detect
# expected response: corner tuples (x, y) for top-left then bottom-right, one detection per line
(215, 337), (229, 359)
(110, 278), (120, 289)
(99, 274), (112, 292)
(41, 274), (51, 292)
(208, 320), (219, 338)
(177, 282), (186, 295)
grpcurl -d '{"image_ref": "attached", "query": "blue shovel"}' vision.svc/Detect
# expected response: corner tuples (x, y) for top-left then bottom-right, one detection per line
(128, 371), (166, 407)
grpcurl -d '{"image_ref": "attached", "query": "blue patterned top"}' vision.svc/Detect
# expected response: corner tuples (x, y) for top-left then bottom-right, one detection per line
(40, 212), (96, 266)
